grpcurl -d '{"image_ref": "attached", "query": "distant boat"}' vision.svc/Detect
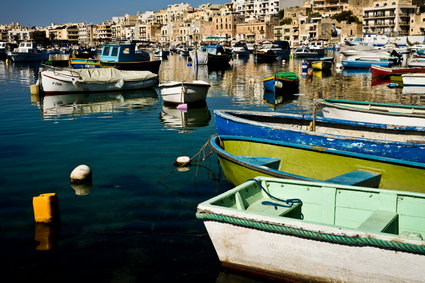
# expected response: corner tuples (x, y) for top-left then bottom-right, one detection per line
(40, 67), (158, 95)
(231, 42), (250, 58)
(0, 42), (7, 60)
(342, 58), (393, 69)
(189, 45), (231, 66)
(214, 109), (425, 163)
(402, 73), (425, 87)
(262, 72), (299, 94)
(311, 60), (332, 70)
(371, 64), (425, 78)
(196, 176), (425, 282)
(158, 80), (210, 105)
(293, 46), (322, 58)
(7, 41), (50, 62)
(317, 99), (425, 127)
(70, 43), (161, 73)
(208, 134), (425, 191)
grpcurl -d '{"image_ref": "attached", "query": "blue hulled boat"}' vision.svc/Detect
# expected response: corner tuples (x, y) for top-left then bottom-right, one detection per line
(341, 58), (394, 69)
(214, 110), (425, 163)
(70, 43), (161, 73)
(262, 72), (299, 94)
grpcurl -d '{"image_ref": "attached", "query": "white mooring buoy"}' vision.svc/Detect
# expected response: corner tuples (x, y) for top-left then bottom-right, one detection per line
(70, 164), (92, 184)
(175, 156), (191, 166)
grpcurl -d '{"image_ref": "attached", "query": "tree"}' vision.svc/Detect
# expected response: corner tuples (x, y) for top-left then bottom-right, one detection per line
(280, 18), (292, 25)
(331, 11), (361, 24)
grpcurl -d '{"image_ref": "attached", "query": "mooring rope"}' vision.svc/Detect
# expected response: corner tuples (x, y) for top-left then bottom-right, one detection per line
(247, 178), (302, 208)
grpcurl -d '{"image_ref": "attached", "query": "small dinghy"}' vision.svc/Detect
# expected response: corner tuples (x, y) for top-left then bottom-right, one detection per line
(158, 80), (210, 105)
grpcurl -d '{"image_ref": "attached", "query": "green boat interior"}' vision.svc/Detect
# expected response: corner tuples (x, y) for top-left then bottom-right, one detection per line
(209, 179), (425, 240)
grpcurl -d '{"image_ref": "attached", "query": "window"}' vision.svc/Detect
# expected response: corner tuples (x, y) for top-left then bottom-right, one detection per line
(111, 47), (119, 56)
(102, 46), (110, 56)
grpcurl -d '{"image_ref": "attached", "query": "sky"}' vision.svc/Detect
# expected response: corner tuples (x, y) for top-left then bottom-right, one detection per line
(1, 0), (228, 27)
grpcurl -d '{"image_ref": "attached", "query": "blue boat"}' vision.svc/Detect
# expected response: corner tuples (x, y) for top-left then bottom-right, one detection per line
(70, 43), (161, 73)
(341, 59), (393, 69)
(214, 110), (425, 163)
(262, 72), (299, 94)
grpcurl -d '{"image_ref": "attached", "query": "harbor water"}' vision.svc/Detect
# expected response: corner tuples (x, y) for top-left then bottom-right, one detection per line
(1, 53), (424, 282)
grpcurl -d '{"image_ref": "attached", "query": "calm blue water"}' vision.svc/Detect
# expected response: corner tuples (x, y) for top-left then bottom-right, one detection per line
(0, 54), (421, 282)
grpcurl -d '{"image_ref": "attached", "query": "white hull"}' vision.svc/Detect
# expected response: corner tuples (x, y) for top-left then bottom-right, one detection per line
(402, 73), (425, 87)
(203, 221), (425, 282)
(159, 81), (210, 104)
(41, 69), (158, 94)
(321, 106), (425, 127)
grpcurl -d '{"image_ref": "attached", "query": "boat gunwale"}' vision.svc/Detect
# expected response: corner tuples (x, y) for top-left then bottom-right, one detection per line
(317, 99), (425, 119)
(214, 109), (425, 145)
(196, 176), (425, 254)
(208, 134), (425, 172)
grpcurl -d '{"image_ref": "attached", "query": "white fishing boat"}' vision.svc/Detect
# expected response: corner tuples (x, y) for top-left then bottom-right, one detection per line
(7, 41), (49, 62)
(317, 99), (425, 127)
(40, 67), (158, 95)
(402, 73), (425, 87)
(196, 176), (425, 282)
(158, 80), (210, 104)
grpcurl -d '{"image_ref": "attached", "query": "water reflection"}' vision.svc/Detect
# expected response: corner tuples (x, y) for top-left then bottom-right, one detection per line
(0, 60), (41, 88)
(39, 88), (158, 120)
(340, 69), (371, 77)
(263, 91), (299, 110)
(159, 102), (211, 133)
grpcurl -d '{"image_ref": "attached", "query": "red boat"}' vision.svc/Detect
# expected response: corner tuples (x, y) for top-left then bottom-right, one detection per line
(371, 64), (425, 78)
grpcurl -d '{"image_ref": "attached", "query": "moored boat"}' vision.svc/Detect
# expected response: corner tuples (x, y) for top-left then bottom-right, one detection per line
(311, 60), (332, 70)
(71, 43), (161, 73)
(196, 176), (425, 282)
(158, 80), (210, 105)
(342, 58), (393, 69)
(371, 64), (425, 78)
(402, 73), (425, 87)
(317, 98), (425, 127)
(40, 67), (158, 95)
(189, 45), (231, 66)
(208, 134), (425, 191)
(7, 41), (50, 62)
(214, 110), (425, 163)
(262, 72), (299, 94)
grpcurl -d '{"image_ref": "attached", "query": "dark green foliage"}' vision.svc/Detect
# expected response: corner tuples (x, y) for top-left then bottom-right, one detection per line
(331, 11), (361, 24)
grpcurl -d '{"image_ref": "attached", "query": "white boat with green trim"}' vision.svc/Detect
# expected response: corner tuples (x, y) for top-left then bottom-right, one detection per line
(317, 99), (425, 127)
(197, 176), (425, 282)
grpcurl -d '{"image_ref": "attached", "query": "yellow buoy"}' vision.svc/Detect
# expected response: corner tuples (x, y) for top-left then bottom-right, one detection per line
(33, 193), (59, 223)
(30, 84), (40, 96)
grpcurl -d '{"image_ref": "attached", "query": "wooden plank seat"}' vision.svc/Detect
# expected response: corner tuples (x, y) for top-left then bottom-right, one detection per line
(357, 210), (398, 234)
(237, 156), (281, 170)
(325, 170), (381, 187)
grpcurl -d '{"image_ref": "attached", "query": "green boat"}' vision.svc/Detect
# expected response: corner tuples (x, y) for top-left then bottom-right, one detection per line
(196, 176), (425, 281)
(209, 135), (425, 192)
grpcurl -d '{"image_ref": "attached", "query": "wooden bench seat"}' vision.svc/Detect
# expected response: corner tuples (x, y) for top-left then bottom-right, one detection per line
(357, 210), (398, 234)
(326, 170), (381, 187)
(237, 156), (281, 170)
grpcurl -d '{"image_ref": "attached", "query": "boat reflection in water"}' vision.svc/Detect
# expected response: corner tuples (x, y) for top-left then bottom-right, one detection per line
(402, 86), (425, 95)
(39, 88), (158, 120)
(312, 69), (332, 78)
(263, 90), (299, 110)
(340, 69), (371, 77)
(160, 102), (211, 133)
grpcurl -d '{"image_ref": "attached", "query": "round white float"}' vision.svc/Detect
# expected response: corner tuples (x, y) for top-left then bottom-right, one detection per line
(70, 165), (92, 184)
